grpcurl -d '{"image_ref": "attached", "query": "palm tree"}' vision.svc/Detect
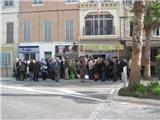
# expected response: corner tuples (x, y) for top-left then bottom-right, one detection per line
(128, 0), (145, 90)
(143, 1), (160, 80)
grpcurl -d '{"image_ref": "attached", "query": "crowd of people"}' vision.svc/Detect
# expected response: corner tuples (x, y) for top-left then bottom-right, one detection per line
(13, 56), (129, 82)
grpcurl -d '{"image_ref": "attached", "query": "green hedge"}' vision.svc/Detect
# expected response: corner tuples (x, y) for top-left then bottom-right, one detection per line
(118, 81), (160, 100)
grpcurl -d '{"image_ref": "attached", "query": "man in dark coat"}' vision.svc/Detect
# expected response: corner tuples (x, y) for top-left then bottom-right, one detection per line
(99, 59), (106, 82)
(29, 60), (34, 81)
(32, 60), (40, 81)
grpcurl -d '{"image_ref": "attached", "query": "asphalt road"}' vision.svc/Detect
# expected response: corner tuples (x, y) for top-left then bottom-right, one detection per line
(0, 79), (121, 120)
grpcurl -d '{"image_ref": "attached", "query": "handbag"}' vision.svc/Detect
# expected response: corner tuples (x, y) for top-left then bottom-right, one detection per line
(94, 73), (99, 80)
(85, 74), (89, 80)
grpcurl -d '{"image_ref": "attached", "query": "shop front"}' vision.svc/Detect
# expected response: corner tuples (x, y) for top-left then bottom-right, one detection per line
(55, 44), (79, 59)
(19, 46), (40, 60)
(79, 44), (123, 59)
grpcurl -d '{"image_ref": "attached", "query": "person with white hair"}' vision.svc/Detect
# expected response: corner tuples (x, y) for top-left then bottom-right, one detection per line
(40, 58), (48, 80)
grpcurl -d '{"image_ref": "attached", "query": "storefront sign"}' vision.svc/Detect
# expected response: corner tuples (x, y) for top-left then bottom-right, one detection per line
(83, 44), (123, 51)
(19, 46), (39, 53)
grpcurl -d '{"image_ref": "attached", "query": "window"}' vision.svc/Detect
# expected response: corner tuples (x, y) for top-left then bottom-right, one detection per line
(156, 28), (160, 36)
(124, 0), (135, 6)
(4, 0), (14, 7)
(0, 52), (11, 67)
(32, 0), (43, 4)
(65, 0), (78, 3)
(44, 52), (52, 59)
(7, 22), (14, 43)
(43, 20), (52, 42)
(84, 12), (114, 35)
(23, 21), (31, 41)
(151, 49), (158, 62)
(130, 21), (133, 36)
(66, 19), (73, 41)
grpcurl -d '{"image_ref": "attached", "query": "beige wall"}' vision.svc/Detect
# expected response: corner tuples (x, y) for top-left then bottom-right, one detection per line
(19, 0), (80, 43)
(20, 0), (79, 12)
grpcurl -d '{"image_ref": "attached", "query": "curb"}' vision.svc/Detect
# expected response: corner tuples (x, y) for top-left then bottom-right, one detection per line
(113, 95), (160, 106)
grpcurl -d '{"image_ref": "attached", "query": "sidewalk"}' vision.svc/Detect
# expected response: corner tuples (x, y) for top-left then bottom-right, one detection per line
(88, 88), (160, 120)
(113, 95), (160, 106)
(88, 100), (160, 120)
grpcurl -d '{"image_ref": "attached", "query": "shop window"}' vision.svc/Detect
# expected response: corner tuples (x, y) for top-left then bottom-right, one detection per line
(156, 28), (160, 36)
(7, 22), (14, 43)
(0, 52), (11, 67)
(151, 49), (158, 62)
(84, 12), (114, 35)
(24, 53), (36, 61)
(45, 52), (52, 59)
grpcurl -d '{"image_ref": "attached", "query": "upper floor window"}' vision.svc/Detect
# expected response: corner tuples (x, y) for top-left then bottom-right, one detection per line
(23, 21), (31, 41)
(32, 0), (43, 5)
(43, 20), (52, 42)
(123, 0), (134, 6)
(66, 19), (73, 42)
(3, 0), (14, 7)
(130, 21), (133, 36)
(65, 0), (78, 3)
(7, 22), (14, 43)
(84, 12), (114, 35)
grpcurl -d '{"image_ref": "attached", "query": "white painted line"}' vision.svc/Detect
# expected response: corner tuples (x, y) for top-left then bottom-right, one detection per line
(57, 88), (86, 96)
(0, 85), (66, 95)
(109, 89), (115, 94)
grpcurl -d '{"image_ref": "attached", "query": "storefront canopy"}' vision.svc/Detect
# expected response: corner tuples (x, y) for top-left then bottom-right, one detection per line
(82, 44), (123, 51)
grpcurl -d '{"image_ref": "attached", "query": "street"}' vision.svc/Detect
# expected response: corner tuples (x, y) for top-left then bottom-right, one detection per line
(0, 79), (118, 119)
(0, 79), (160, 120)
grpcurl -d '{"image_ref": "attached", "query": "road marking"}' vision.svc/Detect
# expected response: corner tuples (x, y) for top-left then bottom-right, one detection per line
(87, 103), (105, 120)
(0, 85), (105, 102)
(57, 88), (87, 96)
(109, 89), (115, 94)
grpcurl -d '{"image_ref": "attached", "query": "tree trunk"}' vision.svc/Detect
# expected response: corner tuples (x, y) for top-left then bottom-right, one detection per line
(129, 0), (144, 90)
(143, 28), (151, 80)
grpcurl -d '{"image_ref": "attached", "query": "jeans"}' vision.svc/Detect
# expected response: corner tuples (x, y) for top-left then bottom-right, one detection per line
(30, 72), (34, 81)
(89, 69), (93, 80)
(101, 72), (106, 82)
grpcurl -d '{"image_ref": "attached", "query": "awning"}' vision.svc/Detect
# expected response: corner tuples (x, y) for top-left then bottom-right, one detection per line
(82, 44), (123, 51)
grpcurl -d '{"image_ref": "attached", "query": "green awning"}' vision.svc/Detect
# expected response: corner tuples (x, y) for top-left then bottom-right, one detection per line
(83, 44), (123, 51)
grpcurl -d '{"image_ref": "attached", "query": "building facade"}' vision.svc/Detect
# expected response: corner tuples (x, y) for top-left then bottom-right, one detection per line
(78, 0), (124, 58)
(0, 0), (19, 77)
(0, 0), (160, 77)
(19, 0), (79, 60)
